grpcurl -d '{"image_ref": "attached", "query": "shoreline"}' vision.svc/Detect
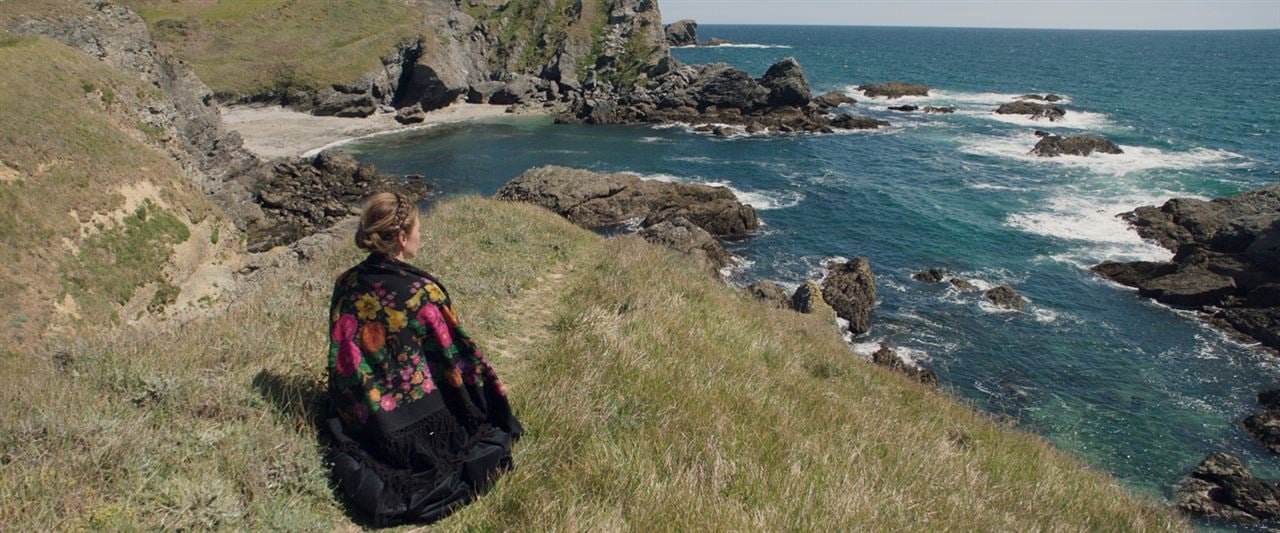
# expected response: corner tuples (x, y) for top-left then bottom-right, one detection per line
(220, 103), (520, 159)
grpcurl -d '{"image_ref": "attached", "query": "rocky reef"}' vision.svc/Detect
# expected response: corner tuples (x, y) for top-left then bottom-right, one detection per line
(556, 57), (890, 135)
(1030, 134), (1123, 157)
(1174, 452), (1280, 523)
(1092, 185), (1280, 352)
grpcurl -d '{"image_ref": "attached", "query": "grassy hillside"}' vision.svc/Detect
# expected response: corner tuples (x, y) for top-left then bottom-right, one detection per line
(0, 33), (240, 343)
(0, 196), (1185, 530)
(121, 0), (424, 99)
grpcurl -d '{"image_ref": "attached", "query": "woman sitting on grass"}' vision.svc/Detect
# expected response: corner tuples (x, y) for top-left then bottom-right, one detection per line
(324, 192), (522, 527)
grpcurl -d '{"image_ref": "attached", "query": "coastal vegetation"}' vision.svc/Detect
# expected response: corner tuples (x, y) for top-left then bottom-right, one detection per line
(0, 33), (233, 343)
(122, 0), (424, 99)
(0, 197), (1183, 529)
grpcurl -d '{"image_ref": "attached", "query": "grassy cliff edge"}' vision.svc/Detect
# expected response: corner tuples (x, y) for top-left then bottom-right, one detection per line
(0, 197), (1183, 530)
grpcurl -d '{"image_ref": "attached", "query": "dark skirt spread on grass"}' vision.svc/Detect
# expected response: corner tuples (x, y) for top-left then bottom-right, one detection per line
(325, 253), (522, 527)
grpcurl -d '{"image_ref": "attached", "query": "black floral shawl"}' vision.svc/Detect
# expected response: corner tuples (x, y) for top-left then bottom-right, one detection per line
(325, 252), (522, 526)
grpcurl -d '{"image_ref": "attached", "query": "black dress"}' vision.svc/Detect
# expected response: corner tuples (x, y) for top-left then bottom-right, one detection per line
(324, 253), (522, 526)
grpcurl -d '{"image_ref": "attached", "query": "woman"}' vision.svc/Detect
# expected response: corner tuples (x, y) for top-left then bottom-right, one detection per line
(324, 192), (522, 527)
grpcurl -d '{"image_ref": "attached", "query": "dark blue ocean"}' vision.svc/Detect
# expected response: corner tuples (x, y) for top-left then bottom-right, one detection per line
(347, 26), (1280, 507)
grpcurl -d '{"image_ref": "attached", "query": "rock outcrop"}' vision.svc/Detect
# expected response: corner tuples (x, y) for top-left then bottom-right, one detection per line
(1244, 389), (1280, 454)
(913, 268), (946, 283)
(1018, 94), (1063, 102)
(495, 166), (758, 236)
(746, 281), (792, 309)
(1174, 452), (1280, 523)
(821, 258), (878, 336)
(995, 100), (1066, 121)
(556, 58), (890, 134)
(639, 217), (733, 277)
(813, 91), (856, 109)
(984, 285), (1025, 311)
(1092, 185), (1280, 350)
(871, 344), (938, 386)
(248, 150), (432, 252)
(1031, 135), (1123, 157)
(859, 82), (929, 99)
(664, 19), (698, 46)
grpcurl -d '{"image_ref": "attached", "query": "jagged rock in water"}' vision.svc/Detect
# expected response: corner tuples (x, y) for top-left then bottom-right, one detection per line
(1136, 267), (1236, 307)
(1018, 93), (1063, 102)
(888, 105), (918, 112)
(759, 57), (812, 107)
(822, 258), (877, 335)
(859, 82), (929, 98)
(746, 281), (792, 309)
(950, 278), (980, 292)
(638, 217), (732, 278)
(913, 268), (946, 283)
(495, 166), (758, 237)
(921, 106), (955, 114)
(871, 344), (938, 387)
(1093, 185), (1280, 350)
(984, 285), (1025, 311)
(995, 100), (1066, 121)
(1244, 389), (1280, 454)
(813, 91), (856, 109)
(1031, 134), (1123, 157)
(829, 114), (890, 130)
(1174, 452), (1280, 522)
(704, 37), (732, 46)
(664, 19), (698, 46)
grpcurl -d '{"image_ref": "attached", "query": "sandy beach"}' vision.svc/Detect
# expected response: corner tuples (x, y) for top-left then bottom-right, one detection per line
(221, 103), (514, 159)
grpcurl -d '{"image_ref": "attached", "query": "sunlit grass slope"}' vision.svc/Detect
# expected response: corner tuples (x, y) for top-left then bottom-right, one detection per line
(121, 0), (424, 99)
(0, 33), (236, 343)
(0, 197), (1184, 530)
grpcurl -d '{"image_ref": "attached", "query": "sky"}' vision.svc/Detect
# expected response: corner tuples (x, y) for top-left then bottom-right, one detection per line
(659, 0), (1280, 30)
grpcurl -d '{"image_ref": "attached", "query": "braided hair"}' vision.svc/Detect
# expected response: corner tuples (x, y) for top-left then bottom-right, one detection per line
(355, 192), (419, 256)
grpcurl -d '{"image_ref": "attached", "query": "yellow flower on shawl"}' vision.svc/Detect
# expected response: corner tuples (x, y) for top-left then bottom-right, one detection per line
(385, 308), (407, 332)
(368, 388), (381, 403)
(405, 289), (425, 311)
(355, 294), (381, 320)
(425, 283), (445, 304)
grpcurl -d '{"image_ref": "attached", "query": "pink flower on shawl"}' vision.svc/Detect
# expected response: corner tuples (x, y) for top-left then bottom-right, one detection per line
(332, 314), (358, 342)
(336, 340), (361, 377)
(416, 303), (453, 348)
(380, 394), (398, 411)
(419, 378), (436, 395)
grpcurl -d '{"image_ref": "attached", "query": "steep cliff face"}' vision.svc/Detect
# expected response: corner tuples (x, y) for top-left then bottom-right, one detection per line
(110, 0), (672, 114)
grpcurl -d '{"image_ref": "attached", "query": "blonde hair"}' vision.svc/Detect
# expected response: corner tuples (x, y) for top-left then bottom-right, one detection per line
(355, 192), (419, 255)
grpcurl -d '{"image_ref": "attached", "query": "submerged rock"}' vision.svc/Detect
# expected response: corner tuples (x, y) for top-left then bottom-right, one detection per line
(984, 285), (1025, 311)
(950, 278), (980, 292)
(829, 114), (890, 130)
(1174, 452), (1280, 522)
(913, 268), (946, 283)
(821, 258), (877, 335)
(888, 105), (918, 112)
(1030, 134), (1123, 157)
(859, 82), (929, 99)
(871, 344), (938, 387)
(813, 91), (856, 109)
(1244, 389), (1280, 454)
(995, 100), (1066, 121)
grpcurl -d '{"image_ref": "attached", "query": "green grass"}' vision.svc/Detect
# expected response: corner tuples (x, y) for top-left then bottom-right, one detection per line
(120, 0), (425, 99)
(0, 197), (1186, 530)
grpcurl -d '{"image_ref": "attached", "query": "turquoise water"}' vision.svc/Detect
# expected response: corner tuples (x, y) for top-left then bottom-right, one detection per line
(347, 26), (1280, 509)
